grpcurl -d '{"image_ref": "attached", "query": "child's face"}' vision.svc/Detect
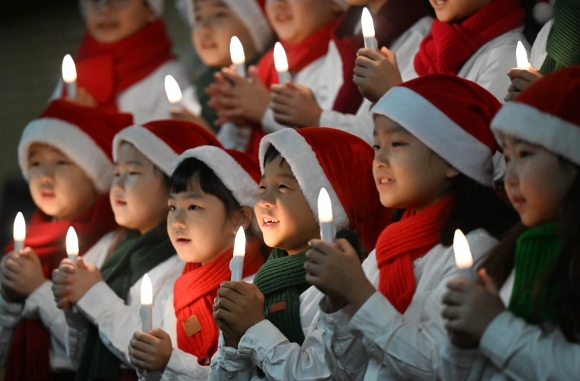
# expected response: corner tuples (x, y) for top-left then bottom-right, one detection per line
(27, 143), (99, 220)
(255, 156), (320, 254)
(192, 0), (258, 67)
(167, 177), (241, 264)
(110, 142), (169, 234)
(429, 0), (492, 23)
(83, 0), (157, 43)
(502, 135), (577, 227)
(372, 116), (458, 212)
(266, 0), (341, 45)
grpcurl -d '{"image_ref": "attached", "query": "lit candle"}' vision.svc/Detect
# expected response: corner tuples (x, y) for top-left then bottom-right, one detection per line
(318, 188), (335, 244)
(453, 229), (475, 282)
(62, 54), (77, 98)
(274, 42), (291, 85)
(230, 36), (246, 78)
(230, 227), (246, 282)
(66, 227), (79, 263)
(13, 212), (26, 252)
(516, 41), (530, 70)
(361, 8), (378, 50)
(164, 75), (183, 107)
(140, 274), (153, 332)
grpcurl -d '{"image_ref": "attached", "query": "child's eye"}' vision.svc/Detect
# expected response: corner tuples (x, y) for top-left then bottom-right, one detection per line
(57, 160), (69, 165)
(29, 161), (40, 168)
(372, 144), (381, 151)
(391, 141), (405, 148)
(278, 184), (289, 190)
(188, 205), (199, 211)
(518, 150), (532, 159)
(168, 205), (176, 211)
(259, 185), (266, 193)
(129, 171), (140, 176)
(214, 11), (227, 18)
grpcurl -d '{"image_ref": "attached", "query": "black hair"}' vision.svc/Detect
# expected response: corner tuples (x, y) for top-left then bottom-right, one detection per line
(263, 144), (286, 167)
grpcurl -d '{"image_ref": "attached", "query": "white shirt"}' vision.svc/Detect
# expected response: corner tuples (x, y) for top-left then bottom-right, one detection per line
(530, 19), (552, 69)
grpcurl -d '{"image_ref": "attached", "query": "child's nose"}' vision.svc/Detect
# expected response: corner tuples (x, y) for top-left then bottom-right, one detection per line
(171, 209), (187, 227)
(111, 174), (126, 190)
(504, 162), (519, 187)
(38, 163), (55, 180)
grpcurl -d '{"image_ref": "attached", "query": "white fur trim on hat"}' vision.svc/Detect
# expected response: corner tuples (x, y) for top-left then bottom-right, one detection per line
(18, 118), (113, 194)
(491, 102), (580, 166)
(113, 125), (178, 176)
(258, 129), (349, 231)
(146, 0), (164, 16)
(372, 87), (495, 187)
(174, 146), (259, 207)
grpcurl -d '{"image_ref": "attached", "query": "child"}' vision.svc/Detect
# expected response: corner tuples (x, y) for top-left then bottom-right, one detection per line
(50, 120), (221, 381)
(304, 75), (518, 380)
(0, 100), (132, 380)
(440, 66), (580, 381)
(210, 127), (386, 380)
(127, 146), (265, 380)
(52, 0), (191, 124)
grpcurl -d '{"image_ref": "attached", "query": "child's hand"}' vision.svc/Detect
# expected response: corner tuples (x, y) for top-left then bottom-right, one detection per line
(1, 252), (25, 303)
(305, 239), (376, 313)
(213, 299), (242, 349)
(51, 258), (76, 309)
(441, 269), (505, 348)
(0, 248), (45, 298)
(505, 67), (543, 102)
(67, 87), (98, 108)
(214, 282), (265, 338)
(169, 107), (215, 135)
(128, 328), (173, 372)
(51, 257), (102, 307)
(270, 83), (323, 127)
(353, 47), (402, 103)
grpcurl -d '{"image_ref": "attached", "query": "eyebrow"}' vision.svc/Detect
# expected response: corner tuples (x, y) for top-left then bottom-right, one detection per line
(168, 191), (204, 200)
(194, 0), (227, 11)
(115, 160), (144, 166)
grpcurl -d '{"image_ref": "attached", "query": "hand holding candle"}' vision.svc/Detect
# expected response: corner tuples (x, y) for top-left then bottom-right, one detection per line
(361, 8), (378, 50)
(318, 188), (335, 244)
(140, 274), (153, 332)
(516, 41), (530, 70)
(453, 229), (475, 282)
(230, 36), (246, 78)
(13, 212), (26, 252)
(230, 227), (246, 282)
(62, 54), (78, 98)
(165, 75), (183, 107)
(274, 42), (291, 85)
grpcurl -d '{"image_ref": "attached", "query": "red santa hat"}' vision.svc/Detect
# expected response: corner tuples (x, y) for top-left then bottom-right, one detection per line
(113, 120), (221, 176)
(372, 74), (501, 187)
(491, 66), (580, 165)
(174, 146), (260, 207)
(18, 100), (133, 194)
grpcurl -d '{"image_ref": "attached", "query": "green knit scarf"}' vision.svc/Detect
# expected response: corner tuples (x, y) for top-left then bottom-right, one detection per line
(508, 222), (561, 323)
(75, 222), (176, 381)
(539, 0), (580, 75)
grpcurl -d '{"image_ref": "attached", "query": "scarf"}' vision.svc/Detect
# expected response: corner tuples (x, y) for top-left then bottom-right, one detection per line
(75, 222), (176, 381)
(66, 20), (174, 111)
(508, 222), (561, 323)
(539, 0), (580, 75)
(173, 238), (263, 365)
(414, 0), (525, 76)
(375, 195), (454, 313)
(4, 195), (116, 381)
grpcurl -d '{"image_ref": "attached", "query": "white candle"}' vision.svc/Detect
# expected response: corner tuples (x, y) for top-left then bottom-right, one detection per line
(516, 41), (530, 70)
(62, 54), (77, 98)
(13, 212), (26, 252)
(274, 42), (291, 85)
(453, 229), (476, 282)
(318, 188), (335, 244)
(140, 274), (153, 332)
(230, 227), (246, 282)
(66, 227), (79, 263)
(164, 75), (183, 107)
(361, 8), (378, 50)
(230, 36), (246, 78)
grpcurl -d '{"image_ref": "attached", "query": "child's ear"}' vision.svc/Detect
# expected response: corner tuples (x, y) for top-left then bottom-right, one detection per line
(446, 165), (460, 179)
(232, 206), (254, 234)
(143, 1), (158, 23)
(329, 0), (344, 15)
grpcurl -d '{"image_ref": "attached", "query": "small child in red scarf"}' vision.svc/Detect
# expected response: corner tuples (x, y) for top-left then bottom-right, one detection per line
(127, 146), (265, 380)
(51, 0), (191, 124)
(0, 100), (133, 381)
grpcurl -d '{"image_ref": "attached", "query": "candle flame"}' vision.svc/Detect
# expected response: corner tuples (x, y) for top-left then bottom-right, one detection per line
(361, 7), (376, 38)
(318, 188), (333, 223)
(141, 274), (153, 305)
(233, 227), (246, 257)
(164, 75), (183, 104)
(66, 227), (79, 256)
(62, 54), (77, 83)
(13, 212), (26, 242)
(274, 42), (289, 72)
(230, 36), (246, 65)
(516, 41), (529, 70)
(453, 229), (473, 269)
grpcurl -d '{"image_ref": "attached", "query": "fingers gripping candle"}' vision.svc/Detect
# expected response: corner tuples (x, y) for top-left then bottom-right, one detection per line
(318, 188), (335, 244)
(361, 8), (378, 50)
(230, 36), (246, 78)
(140, 274), (153, 332)
(274, 42), (291, 85)
(13, 212), (26, 252)
(62, 54), (77, 98)
(453, 229), (476, 282)
(230, 227), (246, 282)
(165, 75), (183, 107)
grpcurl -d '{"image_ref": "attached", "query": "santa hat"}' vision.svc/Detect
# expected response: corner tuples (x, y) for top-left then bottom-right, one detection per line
(176, 0), (274, 53)
(173, 146), (260, 207)
(372, 74), (501, 187)
(491, 66), (580, 166)
(146, 0), (164, 17)
(533, 0), (555, 25)
(18, 100), (133, 194)
(113, 120), (221, 176)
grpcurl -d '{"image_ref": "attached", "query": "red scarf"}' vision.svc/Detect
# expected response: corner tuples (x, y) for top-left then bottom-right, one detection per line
(173, 238), (263, 365)
(4, 195), (117, 381)
(414, 0), (525, 76)
(64, 20), (174, 111)
(375, 195), (454, 313)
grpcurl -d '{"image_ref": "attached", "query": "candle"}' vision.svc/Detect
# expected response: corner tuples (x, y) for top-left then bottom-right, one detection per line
(453, 229), (475, 282)
(13, 212), (26, 252)
(230, 36), (246, 78)
(62, 54), (77, 98)
(516, 41), (530, 70)
(66, 227), (79, 263)
(230, 227), (246, 282)
(361, 8), (378, 50)
(318, 188), (335, 244)
(274, 42), (291, 85)
(140, 274), (153, 332)
(164, 75), (183, 107)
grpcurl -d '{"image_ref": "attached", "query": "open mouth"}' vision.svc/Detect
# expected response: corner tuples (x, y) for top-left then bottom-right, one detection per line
(262, 217), (280, 227)
(274, 13), (293, 24)
(377, 177), (394, 187)
(114, 199), (127, 207)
